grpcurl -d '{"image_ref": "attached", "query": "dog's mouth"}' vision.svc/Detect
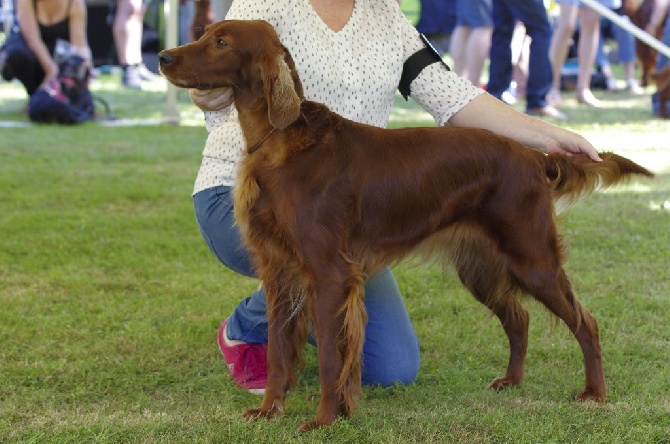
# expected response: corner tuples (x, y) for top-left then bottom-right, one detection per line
(175, 79), (214, 89)
(158, 50), (236, 90)
(158, 66), (226, 90)
(158, 70), (217, 90)
(158, 51), (206, 89)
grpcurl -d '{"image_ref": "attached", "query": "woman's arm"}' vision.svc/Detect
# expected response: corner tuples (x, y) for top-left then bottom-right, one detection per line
(449, 93), (603, 162)
(16, 0), (58, 86)
(394, 4), (600, 162)
(69, 0), (92, 63)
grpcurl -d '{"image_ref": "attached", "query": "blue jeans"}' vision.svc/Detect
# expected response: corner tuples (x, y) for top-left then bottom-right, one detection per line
(598, 15), (636, 66)
(611, 15), (635, 64)
(455, 0), (493, 28)
(487, 0), (553, 110)
(556, 0), (621, 7)
(193, 185), (421, 386)
(658, 19), (670, 70)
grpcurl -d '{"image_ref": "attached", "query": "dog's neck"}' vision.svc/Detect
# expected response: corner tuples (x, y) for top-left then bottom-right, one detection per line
(234, 47), (305, 155)
(236, 100), (277, 154)
(235, 59), (305, 154)
(246, 127), (276, 154)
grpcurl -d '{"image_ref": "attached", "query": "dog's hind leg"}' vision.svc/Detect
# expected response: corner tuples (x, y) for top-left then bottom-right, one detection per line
(472, 186), (606, 402)
(466, 283), (529, 390)
(497, 221), (606, 402)
(449, 232), (529, 390)
(484, 298), (529, 390)
(518, 265), (606, 402)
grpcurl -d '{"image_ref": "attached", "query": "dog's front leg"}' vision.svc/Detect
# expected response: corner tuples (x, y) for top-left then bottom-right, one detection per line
(297, 303), (344, 433)
(241, 317), (291, 421)
(242, 281), (306, 421)
(297, 270), (365, 433)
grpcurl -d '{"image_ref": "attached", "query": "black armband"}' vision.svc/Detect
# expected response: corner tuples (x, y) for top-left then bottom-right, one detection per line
(398, 34), (450, 101)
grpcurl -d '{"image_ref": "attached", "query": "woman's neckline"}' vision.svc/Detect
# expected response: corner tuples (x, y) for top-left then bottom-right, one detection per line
(307, 0), (357, 34)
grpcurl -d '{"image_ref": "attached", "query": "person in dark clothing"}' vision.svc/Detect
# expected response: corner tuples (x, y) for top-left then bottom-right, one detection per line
(487, 0), (566, 119)
(1, 0), (91, 96)
(415, 0), (457, 54)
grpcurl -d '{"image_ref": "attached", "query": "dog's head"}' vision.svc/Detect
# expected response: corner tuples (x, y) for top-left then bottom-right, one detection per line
(158, 19), (303, 129)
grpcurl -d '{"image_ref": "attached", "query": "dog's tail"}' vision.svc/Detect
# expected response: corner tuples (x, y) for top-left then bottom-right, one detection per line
(545, 152), (654, 214)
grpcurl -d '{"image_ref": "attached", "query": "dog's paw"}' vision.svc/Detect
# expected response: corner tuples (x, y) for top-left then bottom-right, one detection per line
(242, 408), (272, 420)
(487, 375), (521, 391)
(242, 400), (284, 420)
(296, 418), (335, 433)
(575, 387), (606, 403)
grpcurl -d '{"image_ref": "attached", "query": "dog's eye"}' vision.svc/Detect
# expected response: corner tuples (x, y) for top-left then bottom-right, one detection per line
(216, 38), (228, 47)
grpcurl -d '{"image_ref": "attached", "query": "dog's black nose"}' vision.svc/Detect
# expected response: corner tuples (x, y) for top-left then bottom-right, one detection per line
(158, 51), (174, 67)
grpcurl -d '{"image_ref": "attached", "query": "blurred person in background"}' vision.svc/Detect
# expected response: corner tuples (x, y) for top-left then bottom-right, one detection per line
(416, 0), (457, 54)
(1, 0), (91, 97)
(113, 0), (160, 88)
(549, 0), (623, 107)
(449, 0), (493, 86)
(488, 0), (566, 118)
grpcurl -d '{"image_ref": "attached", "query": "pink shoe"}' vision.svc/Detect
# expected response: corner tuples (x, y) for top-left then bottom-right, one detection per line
(217, 319), (267, 394)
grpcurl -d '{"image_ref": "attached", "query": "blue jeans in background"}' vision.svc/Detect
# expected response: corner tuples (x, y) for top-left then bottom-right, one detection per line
(193, 185), (421, 386)
(488, 0), (554, 110)
(597, 14), (636, 67)
(658, 19), (670, 69)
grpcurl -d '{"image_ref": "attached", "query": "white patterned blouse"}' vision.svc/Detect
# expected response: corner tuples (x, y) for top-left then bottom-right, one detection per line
(193, 0), (484, 193)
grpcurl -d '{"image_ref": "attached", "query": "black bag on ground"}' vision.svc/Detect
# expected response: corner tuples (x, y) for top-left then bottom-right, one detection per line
(28, 54), (95, 124)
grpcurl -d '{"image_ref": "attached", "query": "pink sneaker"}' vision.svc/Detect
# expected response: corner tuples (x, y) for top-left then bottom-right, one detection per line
(217, 319), (267, 394)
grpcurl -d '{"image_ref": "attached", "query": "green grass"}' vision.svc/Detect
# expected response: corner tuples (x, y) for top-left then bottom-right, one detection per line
(1, 21), (670, 443)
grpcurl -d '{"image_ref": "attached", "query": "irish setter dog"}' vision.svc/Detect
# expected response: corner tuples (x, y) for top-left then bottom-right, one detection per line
(623, 0), (669, 87)
(159, 20), (653, 432)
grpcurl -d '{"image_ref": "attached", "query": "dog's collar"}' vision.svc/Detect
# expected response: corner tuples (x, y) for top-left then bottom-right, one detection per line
(247, 128), (276, 155)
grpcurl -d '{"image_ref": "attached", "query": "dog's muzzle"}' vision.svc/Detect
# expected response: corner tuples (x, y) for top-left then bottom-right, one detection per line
(158, 51), (175, 68)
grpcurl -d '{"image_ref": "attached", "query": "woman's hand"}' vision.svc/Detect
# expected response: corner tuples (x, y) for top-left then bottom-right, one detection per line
(541, 126), (602, 161)
(189, 87), (235, 111)
(450, 94), (602, 162)
(40, 58), (60, 90)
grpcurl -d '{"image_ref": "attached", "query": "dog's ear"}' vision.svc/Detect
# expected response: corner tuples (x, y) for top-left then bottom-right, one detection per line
(262, 51), (301, 129)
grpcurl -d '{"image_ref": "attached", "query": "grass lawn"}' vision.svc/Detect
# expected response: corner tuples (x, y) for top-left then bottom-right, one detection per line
(1, 13), (670, 444)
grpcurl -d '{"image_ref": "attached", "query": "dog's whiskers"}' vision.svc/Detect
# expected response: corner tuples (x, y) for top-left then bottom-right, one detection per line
(187, 67), (205, 88)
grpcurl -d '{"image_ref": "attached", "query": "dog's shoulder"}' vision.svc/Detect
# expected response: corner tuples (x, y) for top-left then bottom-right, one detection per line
(300, 100), (339, 122)
(297, 100), (348, 135)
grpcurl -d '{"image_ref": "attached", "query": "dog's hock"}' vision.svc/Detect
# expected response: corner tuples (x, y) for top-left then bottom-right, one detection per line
(263, 53), (301, 129)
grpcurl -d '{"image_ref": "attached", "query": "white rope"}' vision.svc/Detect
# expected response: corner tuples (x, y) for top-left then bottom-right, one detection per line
(579, 0), (670, 59)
